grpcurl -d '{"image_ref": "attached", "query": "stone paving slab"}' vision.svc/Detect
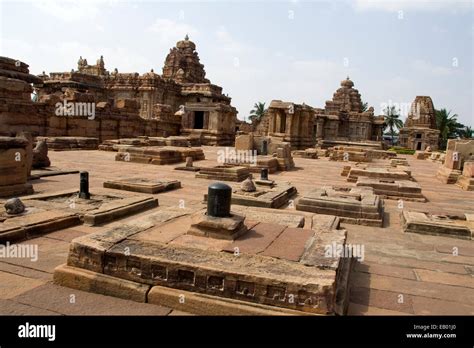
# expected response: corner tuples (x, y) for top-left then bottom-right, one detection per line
(221, 222), (286, 254)
(13, 282), (172, 315)
(0, 270), (46, 299)
(0, 298), (60, 315)
(349, 287), (415, 314)
(261, 227), (314, 261)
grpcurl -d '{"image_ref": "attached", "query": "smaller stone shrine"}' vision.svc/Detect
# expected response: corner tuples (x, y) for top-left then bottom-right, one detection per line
(401, 210), (473, 240)
(399, 96), (440, 151)
(456, 160), (474, 191)
(343, 164), (412, 183)
(296, 186), (384, 226)
(203, 175), (297, 209)
(437, 139), (474, 184)
(103, 178), (181, 194)
(115, 146), (205, 165)
(196, 165), (250, 182)
(356, 178), (425, 202)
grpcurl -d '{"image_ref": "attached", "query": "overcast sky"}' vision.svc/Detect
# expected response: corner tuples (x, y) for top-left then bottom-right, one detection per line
(1, 0), (473, 126)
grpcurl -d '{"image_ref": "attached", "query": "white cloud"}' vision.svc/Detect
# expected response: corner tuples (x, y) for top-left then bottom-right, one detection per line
(147, 18), (198, 45)
(215, 26), (248, 54)
(353, 0), (472, 13)
(411, 59), (453, 76)
(32, 0), (102, 22)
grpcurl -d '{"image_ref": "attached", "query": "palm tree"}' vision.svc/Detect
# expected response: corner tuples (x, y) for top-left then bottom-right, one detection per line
(383, 105), (404, 145)
(459, 126), (473, 139)
(361, 100), (369, 112)
(436, 109), (459, 149)
(249, 102), (266, 121)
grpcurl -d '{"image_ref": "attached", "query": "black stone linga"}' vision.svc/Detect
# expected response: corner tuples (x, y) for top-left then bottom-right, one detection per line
(207, 182), (231, 217)
(79, 171), (90, 199)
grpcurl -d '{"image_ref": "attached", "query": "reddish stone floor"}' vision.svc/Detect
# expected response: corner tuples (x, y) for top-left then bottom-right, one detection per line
(0, 146), (473, 315)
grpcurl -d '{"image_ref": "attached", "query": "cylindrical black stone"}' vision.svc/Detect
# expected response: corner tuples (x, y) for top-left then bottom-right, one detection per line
(260, 168), (269, 181)
(207, 182), (231, 217)
(261, 140), (268, 155)
(79, 171), (90, 199)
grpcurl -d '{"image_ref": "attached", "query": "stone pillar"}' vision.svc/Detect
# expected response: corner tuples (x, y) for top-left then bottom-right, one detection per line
(79, 171), (90, 199)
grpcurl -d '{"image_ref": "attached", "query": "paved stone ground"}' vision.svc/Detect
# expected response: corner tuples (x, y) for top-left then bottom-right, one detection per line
(0, 146), (473, 315)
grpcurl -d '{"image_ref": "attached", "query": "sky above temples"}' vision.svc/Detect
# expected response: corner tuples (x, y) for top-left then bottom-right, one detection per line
(1, 0), (473, 126)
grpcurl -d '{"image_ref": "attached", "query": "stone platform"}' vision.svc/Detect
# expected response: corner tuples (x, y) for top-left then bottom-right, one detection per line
(0, 188), (158, 242)
(99, 136), (201, 151)
(401, 210), (473, 240)
(329, 146), (371, 162)
(356, 178), (426, 202)
(196, 166), (250, 182)
(115, 146), (205, 165)
(344, 165), (412, 183)
(292, 149), (318, 159)
(37, 136), (99, 151)
(456, 161), (474, 191)
(53, 206), (353, 315)
(437, 166), (462, 184)
(225, 156), (279, 174)
(103, 178), (181, 194)
(296, 186), (384, 226)
(390, 158), (409, 167)
(204, 182), (297, 209)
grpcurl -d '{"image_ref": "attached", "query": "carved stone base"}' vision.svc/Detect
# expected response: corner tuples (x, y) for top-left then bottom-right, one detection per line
(187, 211), (248, 240)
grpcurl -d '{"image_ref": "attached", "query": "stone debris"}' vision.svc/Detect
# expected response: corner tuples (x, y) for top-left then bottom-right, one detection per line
(4, 197), (25, 215)
(240, 175), (256, 192)
(32, 140), (51, 168)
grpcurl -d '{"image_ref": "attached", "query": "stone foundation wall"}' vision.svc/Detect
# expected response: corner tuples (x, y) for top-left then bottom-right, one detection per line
(0, 101), (181, 142)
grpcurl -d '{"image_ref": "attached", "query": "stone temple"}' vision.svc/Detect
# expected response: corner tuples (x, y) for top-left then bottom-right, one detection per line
(7, 36), (237, 146)
(399, 96), (440, 151)
(250, 78), (385, 150)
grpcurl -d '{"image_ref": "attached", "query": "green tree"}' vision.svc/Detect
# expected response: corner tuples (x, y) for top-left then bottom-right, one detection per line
(249, 102), (266, 121)
(361, 100), (369, 112)
(435, 108), (459, 149)
(383, 106), (404, 145)
(459, 126), (473, 139)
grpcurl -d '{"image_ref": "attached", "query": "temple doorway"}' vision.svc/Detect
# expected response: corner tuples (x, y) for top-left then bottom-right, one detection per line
(194, 111), (204, 129)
